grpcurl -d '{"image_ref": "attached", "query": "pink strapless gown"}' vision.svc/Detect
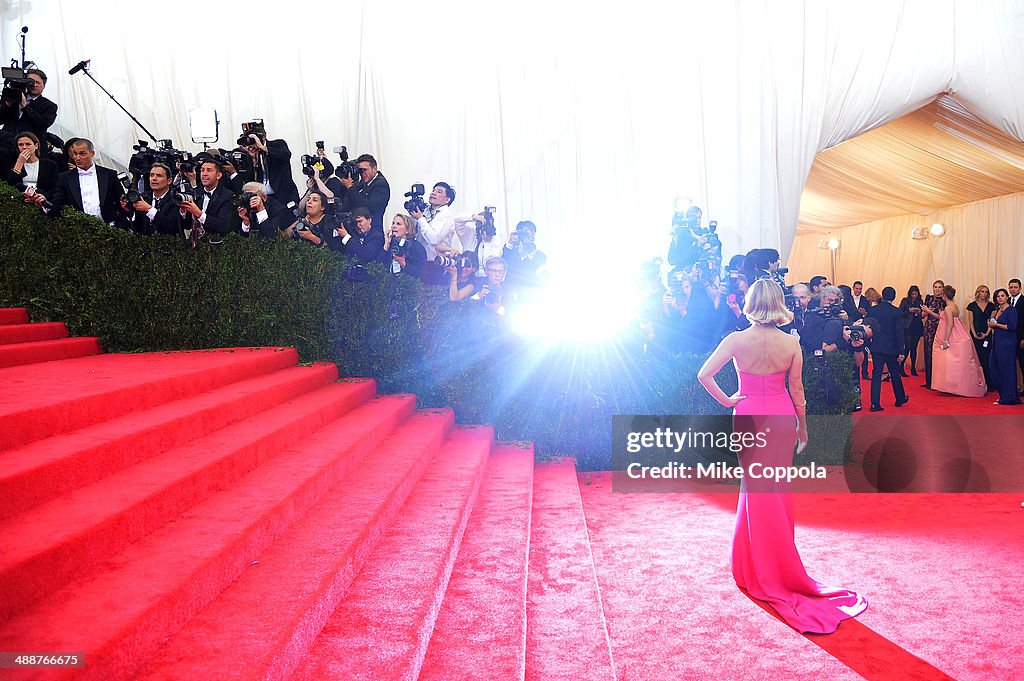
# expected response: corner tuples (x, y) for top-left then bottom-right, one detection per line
(731, 370), (867, 634)
(931, 316), (987, 397)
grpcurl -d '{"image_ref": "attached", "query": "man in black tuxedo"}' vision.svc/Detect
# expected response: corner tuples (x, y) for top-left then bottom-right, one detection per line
(30, 137), (126, 227)
(1009, 278), (1024, 394)
(0, 69), (58, 141)
(179, 158), (239, 236)
(240, 126), (299, 207)
(236, 181), (295, 239)
(843, 281), (871, 378)
(354, 154), (390, 234)
(863, 286), (908, 411)
(122, 163), (182, 236)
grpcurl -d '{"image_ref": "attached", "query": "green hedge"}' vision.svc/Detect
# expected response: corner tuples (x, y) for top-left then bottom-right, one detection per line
(0, 183), (859, 469)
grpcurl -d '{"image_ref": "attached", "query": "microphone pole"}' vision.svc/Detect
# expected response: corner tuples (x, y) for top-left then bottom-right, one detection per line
(70, 61), (160, 144)
(20, 27), (27, 69)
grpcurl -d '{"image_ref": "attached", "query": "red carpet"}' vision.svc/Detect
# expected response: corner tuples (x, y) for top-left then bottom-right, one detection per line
(1, 308), (1018, 680)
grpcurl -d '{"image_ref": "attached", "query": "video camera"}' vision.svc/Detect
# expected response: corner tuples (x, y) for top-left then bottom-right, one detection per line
(0, 66), (31, 109)
(127, 139), (194, 179)
(404, 184), (427, 213)
(475, 206), (497, 240)
(237, 119), (266, 147)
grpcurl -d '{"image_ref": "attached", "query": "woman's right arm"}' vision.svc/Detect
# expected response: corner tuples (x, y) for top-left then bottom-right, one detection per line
(788, 340), (808, 442)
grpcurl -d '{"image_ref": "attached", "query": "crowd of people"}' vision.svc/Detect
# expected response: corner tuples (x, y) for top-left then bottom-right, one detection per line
(0, 66), (548, 319)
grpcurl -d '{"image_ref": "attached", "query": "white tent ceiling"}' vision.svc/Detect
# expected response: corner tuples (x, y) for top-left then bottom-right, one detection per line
(1, 0), (1023, 274)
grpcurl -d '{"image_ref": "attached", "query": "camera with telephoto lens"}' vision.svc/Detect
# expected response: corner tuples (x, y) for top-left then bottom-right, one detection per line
(404, 184), (427, 213)
(172, 178), (194, 205)
(117, 172), (142, 205)
(237, 119), (266, 147)
(434, 255), (457, 269)
(332, 146), (360, 181)
(233, 191), (257, 210)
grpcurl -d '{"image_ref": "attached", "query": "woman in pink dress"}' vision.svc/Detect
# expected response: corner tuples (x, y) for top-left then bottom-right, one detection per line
(931, 285), (987, 398)
(698, 279), (867, 634)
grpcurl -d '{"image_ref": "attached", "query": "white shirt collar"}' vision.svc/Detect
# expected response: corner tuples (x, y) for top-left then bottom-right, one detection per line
(78, 166), (96, 176)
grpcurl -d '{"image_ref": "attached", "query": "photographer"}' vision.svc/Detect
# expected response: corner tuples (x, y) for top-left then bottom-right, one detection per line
(5, 131), (57, 196)
(801, 285), (847, 353)
(354, 154), (389, 232)
(238, 122), (299, 206)
(412, 182), (457, 260)
(121, 163), (181, 236)
(472, 216), (504, 279)
(667, 205), (703, 267)
(446, 251), (480, 302)
(470, 257), (513, 316)
(379, 214), (427, 278)
(335, 206), (384, 263)
(285, 189), (336, 247)
(179, 157), (239, 236)
(503, 220), (548, 289)
(1, 68), (57, 141)
(236, 181), (295, 239)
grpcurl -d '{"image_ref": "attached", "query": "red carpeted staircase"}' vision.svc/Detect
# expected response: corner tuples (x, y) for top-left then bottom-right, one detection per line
(0, 310), (615, 681)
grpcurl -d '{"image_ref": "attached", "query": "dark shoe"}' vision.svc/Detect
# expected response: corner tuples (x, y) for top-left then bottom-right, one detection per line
(899, 370), (909, 377)
(851, 404), (862, 413)
(921, 383), (930, 388)
(910, 369), (919, 376)
(895, 397), (909, 407)
(870, 405), (885, 412)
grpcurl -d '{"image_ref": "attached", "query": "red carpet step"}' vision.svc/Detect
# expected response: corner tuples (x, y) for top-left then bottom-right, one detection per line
(0, 336), (101, 369)
(0, 307), (30, 325)
(0, 321), (68, 345)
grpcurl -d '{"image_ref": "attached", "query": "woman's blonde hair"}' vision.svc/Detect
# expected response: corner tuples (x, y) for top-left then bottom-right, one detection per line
(743, 278), (794, 326)
(393, 213), (416, 239)
(864, 287), (880, 303)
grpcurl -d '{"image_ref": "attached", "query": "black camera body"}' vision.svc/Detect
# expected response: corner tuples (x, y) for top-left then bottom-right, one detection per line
(404, 184), (427, 213)
(332, 146), (360, 181)
(389, 237), (408, 256)
(846, 326), (866, 343)
(237, 119), (266, 147)
(0, 66), (31, 109)
(172, 178), (194, 205)
(128, 139), (194, 179)
(484, 284), (502, 305)
(816, 302), (845, 320)
(233, 191), (257, 210)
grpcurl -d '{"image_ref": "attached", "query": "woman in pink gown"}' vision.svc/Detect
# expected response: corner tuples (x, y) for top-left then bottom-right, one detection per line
(698, 279), (867, 634)
(931, 285), (987, 398)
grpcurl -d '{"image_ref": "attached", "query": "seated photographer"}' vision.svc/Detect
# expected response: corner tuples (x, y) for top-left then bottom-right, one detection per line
(470, 256), (514, 316)
(447, 252), (481, 302)
(1, 69), (58, 141)
(285, 189), (336, 247)
(335, 206), (384, 262)
(503, 220), (548, 289)
(121, 163), (181, 236)
(179, 157), (239, 236)
(5, 131), (57, 196)
(239, 123), (299, 207)
(379, 214), (427, 278)
(28, 138), (127, 228)
(237, 181), (295, 239)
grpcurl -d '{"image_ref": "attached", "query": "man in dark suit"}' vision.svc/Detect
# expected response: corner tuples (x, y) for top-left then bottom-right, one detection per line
(0, 69), (58, 141)
(236, 182), (295, 239)
(240, 127), (299, 207)
(1009, 278), (1024, 394)
(843, 281), (871, 378)
(122, 163), (181, 236)
(863, 286), (908, 411)
(337, 207), (385, 263)
(179, 157), (239, 236)
(354, 154), (390, 235)
(30, 137), (126, 227)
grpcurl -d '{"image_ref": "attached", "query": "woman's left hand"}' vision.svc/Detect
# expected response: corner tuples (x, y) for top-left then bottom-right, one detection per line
(722, 393), (747, 408)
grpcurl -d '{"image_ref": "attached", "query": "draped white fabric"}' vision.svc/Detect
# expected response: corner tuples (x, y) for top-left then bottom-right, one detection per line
(2, 0), (1023, 274)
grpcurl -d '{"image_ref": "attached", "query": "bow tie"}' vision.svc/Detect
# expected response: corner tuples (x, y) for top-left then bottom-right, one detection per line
(78, 167), (95, 177)
(203, 190), (214, 199)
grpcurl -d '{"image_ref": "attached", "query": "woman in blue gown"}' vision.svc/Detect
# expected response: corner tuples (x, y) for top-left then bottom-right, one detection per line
(987, 288), (1021, 406)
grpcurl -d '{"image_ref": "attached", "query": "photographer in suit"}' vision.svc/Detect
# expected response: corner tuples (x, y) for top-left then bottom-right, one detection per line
(179, 156), (239, 236)
(354, 154), (389, 233)
(239, 122), (299, 207)
(336, 206), (385, 263)
(863, 287), (908, 411)
(28, 137), (126, 227)
(1, 69), (57, 141)
(121, 163), (181, 236)
(236, 181), (295, 239)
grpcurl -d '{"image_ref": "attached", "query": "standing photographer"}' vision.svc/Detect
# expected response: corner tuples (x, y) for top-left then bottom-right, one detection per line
(412, 182), (457, 260)
(473, 217), (504, 280)
(354, 154), (390, 233)
(503, 220), (547, 289)
(239, 122), (299, 207)
(1, 69), (57, 141)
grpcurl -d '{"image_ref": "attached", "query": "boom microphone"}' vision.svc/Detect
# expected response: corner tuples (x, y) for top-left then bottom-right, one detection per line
(68, 59), (90, 75)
